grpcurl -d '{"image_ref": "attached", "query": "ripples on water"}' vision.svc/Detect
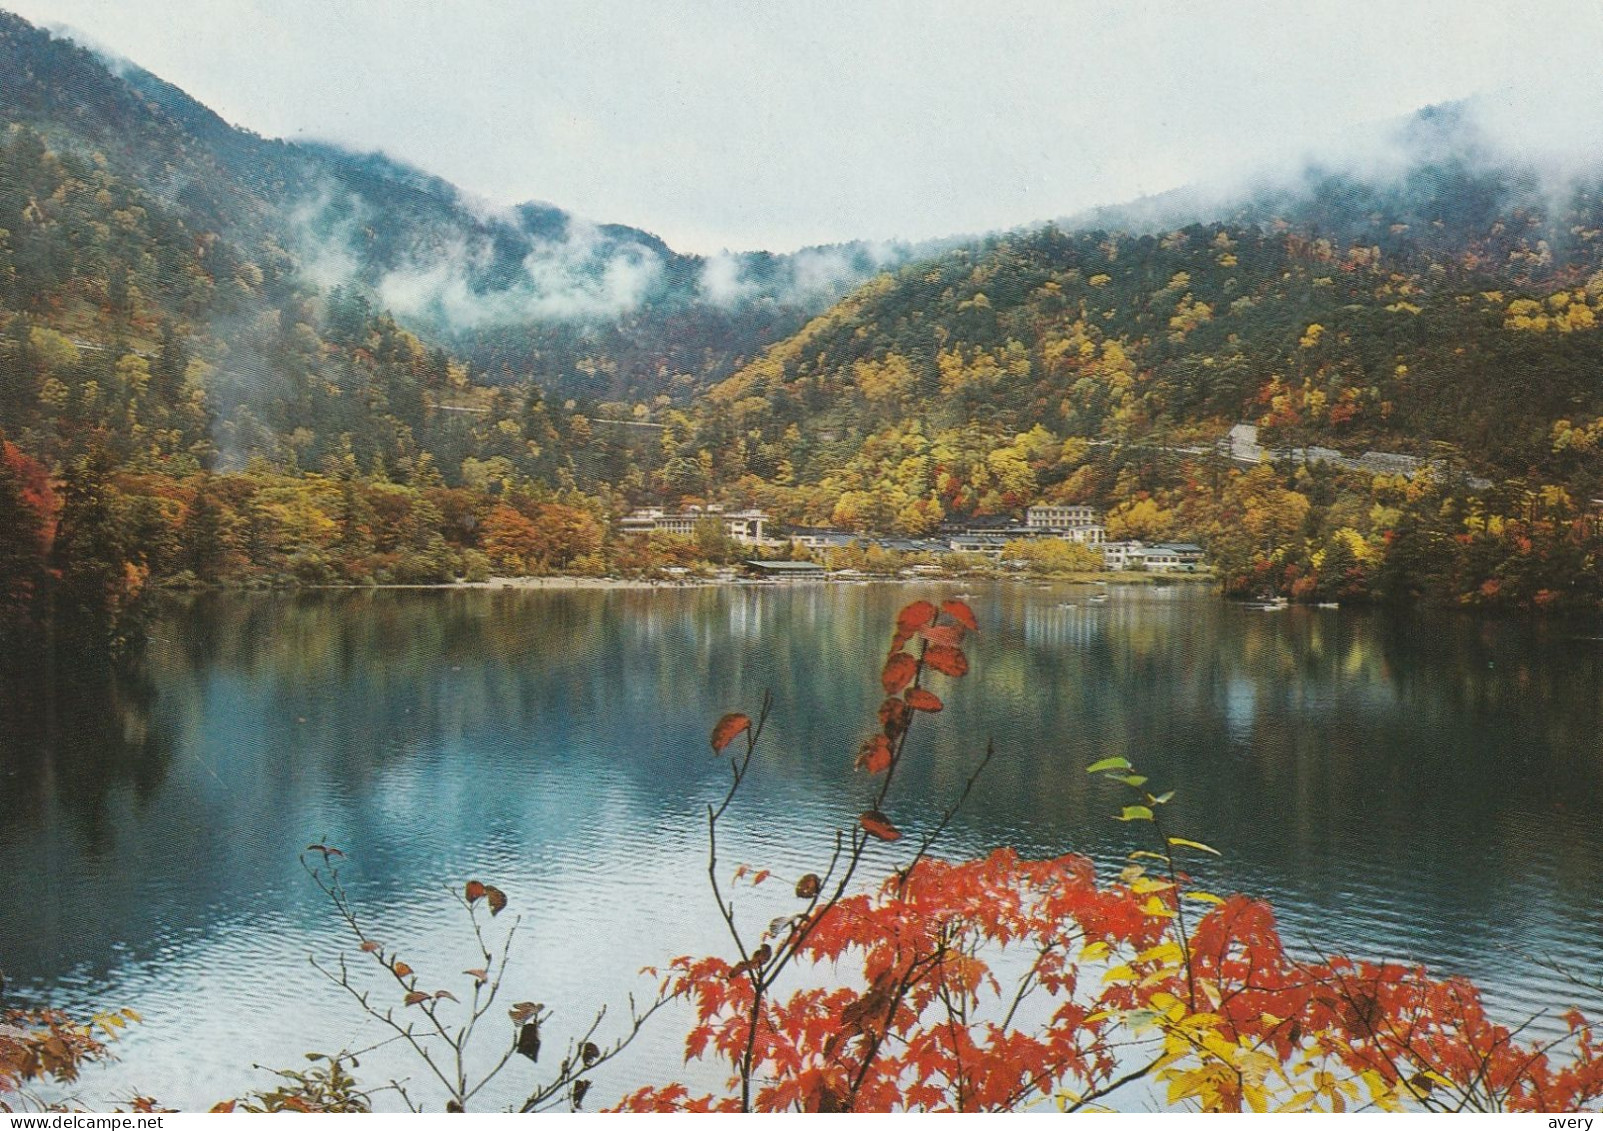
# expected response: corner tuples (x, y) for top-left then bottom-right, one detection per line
(1, 583), (1600, 1110)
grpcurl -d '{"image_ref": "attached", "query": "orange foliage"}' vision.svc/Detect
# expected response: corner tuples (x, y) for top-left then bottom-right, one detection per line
(0, 1009), (111, 1112)
(1, 439), (58, 550)
(621, 855), (1603, 1112)
(614, 599), (1602, 1114)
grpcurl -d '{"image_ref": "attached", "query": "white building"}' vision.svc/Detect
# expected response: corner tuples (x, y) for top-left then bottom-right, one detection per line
(1103, 541), (1207, 572)
(785, 527), (856, 550)
(1026, 504), (1100, 530)
(1101, 540), (1145, 570)
(619, 505), (768, 544)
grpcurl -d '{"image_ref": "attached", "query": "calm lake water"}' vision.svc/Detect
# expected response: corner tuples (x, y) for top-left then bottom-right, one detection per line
(3, 582), (1602, 1111)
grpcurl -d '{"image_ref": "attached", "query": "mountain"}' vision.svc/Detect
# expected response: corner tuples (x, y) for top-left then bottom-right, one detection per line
(692, 97), (1603, 485)
(0, 10), (937, 403)
(8, 5), (1603, 618)
(652, 104), (1603, 607)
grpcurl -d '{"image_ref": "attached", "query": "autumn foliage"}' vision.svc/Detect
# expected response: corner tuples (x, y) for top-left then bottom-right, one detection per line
(0, 1006), (141, 1113)
(0, 436), (57, 630)
(614, 599), (1603, 1113)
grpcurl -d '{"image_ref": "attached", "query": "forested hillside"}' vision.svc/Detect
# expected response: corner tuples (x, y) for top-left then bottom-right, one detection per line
(673, 111), (1603, 608)
(7, 3), (1603, 652)
(0, 10), (923, 403)
(0, 10), (932, 651)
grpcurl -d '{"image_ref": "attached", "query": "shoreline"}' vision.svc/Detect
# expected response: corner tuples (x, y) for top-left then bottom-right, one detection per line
(255, 571), (1221, 593)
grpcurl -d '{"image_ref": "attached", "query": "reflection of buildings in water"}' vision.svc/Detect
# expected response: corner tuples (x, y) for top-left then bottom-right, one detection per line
(727, 588), (766, 638)
(1022, 602), (1106, 650)
(1223, 676), (1257, 749)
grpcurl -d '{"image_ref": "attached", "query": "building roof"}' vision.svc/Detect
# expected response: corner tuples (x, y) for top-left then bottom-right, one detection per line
(744, 560), (827, 573)
(794, 532), (858, 547)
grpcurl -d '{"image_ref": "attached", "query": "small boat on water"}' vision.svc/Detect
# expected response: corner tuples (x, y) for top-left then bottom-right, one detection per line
(1246, 595), (1289, 610)
(1317, 601), (1340, 609)
(1087, 593), (1109, 604)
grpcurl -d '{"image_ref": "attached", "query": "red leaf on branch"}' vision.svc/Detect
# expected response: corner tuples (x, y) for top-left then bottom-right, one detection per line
(856, 735), (894, 774)
(941, 598), (979, 631)
(923, 643), (968, 677)
(485, 885), (508, 916)
(896, 601), (938, 633)
(859, 810), (902, 841)
(465, 880), (486, 904)
(710, 713), (751, 753)
(919, 624), (965, 648)
(404, 991), (428, 1006)
(393, 961), (413, 978)
(905, 688), (943, 713)
(879, 697), (912, 739)
(795, 873), (821, 899)
(881, 653), (919, 695)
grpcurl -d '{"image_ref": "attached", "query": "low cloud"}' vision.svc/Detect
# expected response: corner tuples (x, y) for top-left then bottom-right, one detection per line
(697, 240), (918, 310)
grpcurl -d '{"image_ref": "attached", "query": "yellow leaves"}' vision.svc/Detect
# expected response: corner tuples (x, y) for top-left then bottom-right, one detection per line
(1130, 876), (1175, 897)
(1105, 496), (1175, 542)
(937, 345), (1018, 395)
(1507, 290), (1601, 333)
(1088, 273), (1111, 287)
(1298, 323), (1324, 349)
(1167, 836), (1221, 857)
(27, 326), (81, 373)
(1552, 417), (1603, 454)
(1167, 296), (1213, 340)
(1558, 302), (1597, 332)
(90, 1008), (142, 1042)
(851, 354), (915, 402)
(1101, 962), (1135, 987)
(1359, 1068), (1406, 1111)
(1140, 895), (1176, 919)
(1136, 940), (1183, 966)
(1149, 1004), (1301, 1114)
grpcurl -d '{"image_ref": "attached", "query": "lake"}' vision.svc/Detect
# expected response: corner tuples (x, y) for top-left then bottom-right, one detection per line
(2, 582), (1601, 1111)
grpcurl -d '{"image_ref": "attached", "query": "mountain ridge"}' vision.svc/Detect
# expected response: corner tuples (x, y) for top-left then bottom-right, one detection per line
(8, 6), (1603, 616)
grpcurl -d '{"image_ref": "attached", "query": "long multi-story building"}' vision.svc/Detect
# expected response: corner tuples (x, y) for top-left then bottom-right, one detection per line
(1023, 504), (1106, 545)
(619, 505), (768, 544)
(1025, 504), (1099, 530)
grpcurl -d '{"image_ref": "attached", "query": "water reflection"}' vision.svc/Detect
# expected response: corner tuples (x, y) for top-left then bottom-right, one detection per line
(0, 585), (1600, 1109)
(1, 653), (173, 851)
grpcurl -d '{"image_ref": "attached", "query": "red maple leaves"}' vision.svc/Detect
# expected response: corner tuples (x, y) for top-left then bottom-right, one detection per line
(614, 597), (1603, 1114)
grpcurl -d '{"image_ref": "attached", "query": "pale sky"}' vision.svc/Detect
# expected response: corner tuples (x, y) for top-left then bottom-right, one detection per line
(6, 1), (1603, 254)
